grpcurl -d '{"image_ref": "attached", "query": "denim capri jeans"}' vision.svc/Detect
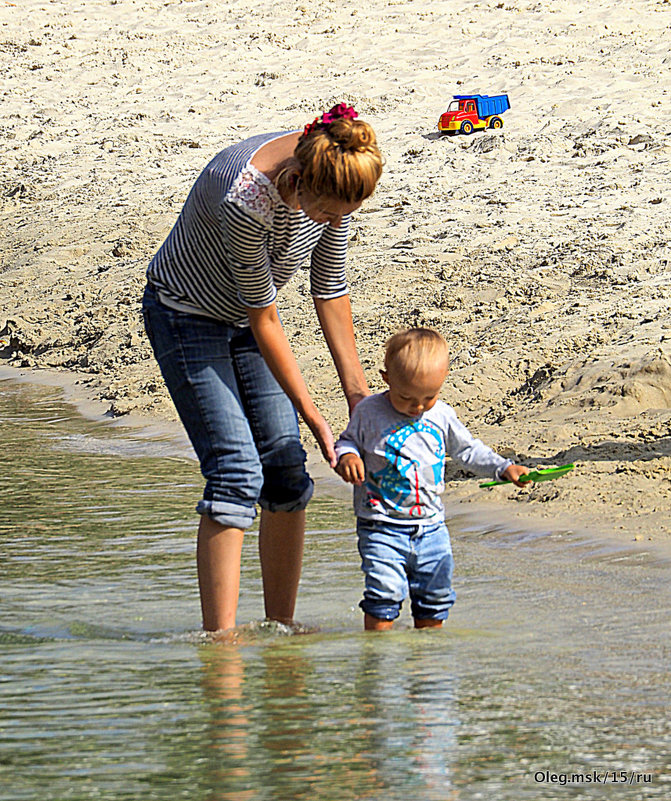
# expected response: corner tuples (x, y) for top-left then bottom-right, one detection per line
(142, 284), (313, 529)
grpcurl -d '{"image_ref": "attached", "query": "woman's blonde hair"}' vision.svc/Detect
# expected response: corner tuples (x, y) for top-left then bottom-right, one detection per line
(291, 115), (383, 204)
(384, 329), (450, 379)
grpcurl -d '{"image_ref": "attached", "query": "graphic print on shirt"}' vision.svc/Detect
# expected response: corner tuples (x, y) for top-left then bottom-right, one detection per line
(367, 419), (445, 516)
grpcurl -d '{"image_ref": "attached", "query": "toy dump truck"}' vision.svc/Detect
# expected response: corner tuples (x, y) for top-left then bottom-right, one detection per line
(438, 93), (510, 135)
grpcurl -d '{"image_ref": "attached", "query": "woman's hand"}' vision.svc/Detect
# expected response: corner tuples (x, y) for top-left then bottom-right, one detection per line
(303, 407), (337, 468)
(345, 390), (369, 416)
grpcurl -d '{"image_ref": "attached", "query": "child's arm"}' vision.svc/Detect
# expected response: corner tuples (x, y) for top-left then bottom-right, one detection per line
(443, 406), (528, 485)
(334, 397), (367, 485)
(336, 452), (366, 485)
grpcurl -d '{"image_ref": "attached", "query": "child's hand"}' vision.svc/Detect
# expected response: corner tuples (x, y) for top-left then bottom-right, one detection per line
(336, 453), (365, 485)
(502, 464), (531, 488)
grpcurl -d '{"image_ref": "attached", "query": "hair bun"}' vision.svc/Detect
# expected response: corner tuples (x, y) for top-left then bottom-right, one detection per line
(294, 106), (383, 203)
(328, 118), (376, 152)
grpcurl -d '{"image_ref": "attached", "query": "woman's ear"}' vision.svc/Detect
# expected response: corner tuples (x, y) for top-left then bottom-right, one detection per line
(380, 369), (389, 386)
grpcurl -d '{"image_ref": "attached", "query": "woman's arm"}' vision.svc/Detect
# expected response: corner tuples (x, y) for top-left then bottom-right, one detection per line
(246, 303), (336, 467)
(313, 294), (369, 415)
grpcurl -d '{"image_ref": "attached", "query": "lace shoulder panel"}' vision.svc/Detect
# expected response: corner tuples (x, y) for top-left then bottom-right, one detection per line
(225, 163), (283, 228)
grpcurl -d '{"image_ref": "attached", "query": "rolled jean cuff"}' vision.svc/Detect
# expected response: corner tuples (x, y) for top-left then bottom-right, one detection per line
(259, 477), (314, 513)
(196, 499), (257, 530)
(359, 599), (401, 621)
(410, 603), (453, 621)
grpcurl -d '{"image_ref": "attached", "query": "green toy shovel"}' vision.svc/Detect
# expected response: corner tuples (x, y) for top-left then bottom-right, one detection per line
(480, 463), (575, 488)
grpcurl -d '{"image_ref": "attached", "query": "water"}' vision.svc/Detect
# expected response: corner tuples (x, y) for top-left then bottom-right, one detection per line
(1, 376), (669, 800)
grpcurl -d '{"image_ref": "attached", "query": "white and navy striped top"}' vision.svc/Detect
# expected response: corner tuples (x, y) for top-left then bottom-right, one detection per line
(147, 131), (351, 326)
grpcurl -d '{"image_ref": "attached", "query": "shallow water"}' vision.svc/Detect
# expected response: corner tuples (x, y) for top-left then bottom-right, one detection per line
(1, 377), (670, 800)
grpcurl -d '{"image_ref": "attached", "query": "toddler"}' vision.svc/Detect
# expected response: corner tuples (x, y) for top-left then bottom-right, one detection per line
(335, 328), (529, 631)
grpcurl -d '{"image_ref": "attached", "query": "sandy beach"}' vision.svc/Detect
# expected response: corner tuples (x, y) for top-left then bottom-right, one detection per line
(2, 0), (670, 545)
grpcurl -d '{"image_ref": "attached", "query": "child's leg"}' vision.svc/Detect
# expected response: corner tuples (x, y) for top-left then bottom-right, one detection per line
(414, 617), (443, 629)
(357, 520), (409, 631)
(364, 613), (395, 631)
(409, 521), (455, 628)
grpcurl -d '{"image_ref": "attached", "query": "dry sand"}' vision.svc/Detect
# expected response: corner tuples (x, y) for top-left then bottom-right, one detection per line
(2, 0), (670, 545)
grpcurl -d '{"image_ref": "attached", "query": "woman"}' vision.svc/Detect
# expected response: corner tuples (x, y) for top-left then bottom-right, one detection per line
(142, 103), (383, 632)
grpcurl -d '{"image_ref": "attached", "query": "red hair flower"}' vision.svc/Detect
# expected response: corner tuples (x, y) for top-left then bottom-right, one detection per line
(324, 103), (358, 123)
(301, 103), (358, 137)
(302, 117), (320, 137)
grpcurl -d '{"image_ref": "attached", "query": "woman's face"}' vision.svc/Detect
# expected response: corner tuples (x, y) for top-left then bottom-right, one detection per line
(297, 185), (361, 227)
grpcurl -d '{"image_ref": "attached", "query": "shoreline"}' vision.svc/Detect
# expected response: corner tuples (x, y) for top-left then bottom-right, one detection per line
(4, 361), (670, 564)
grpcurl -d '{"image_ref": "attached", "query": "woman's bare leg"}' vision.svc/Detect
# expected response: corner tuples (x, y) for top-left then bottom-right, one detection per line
(197, 515), (245, 632)
(259, 509), (305, 624)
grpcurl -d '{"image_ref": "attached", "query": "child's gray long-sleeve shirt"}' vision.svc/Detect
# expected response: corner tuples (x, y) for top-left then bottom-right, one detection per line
(335, 392), (512, 525)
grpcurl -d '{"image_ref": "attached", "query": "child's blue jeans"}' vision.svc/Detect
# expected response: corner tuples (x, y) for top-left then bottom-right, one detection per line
(357, 518), (456, 621)
(142, 284), (313, 530)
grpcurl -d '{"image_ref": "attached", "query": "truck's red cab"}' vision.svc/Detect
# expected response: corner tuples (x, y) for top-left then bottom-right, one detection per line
(439, 98), (479, 134)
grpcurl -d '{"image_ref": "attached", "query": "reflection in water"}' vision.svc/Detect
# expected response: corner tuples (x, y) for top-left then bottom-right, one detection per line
(200, 648), (254, 801)
(351, 637), (457, 799)
(1, 376), (670, 801)
(198, 634), (458, 801)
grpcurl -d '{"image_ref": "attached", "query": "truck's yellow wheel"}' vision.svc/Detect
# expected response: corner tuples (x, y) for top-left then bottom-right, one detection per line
(489, 117), (503, 129)
(460, 121), (474, 135)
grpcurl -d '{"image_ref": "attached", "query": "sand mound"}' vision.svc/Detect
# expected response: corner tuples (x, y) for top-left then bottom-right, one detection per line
(530, 349), (671, 416)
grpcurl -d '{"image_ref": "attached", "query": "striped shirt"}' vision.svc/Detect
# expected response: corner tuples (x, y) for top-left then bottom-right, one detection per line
(147, 131), (351, 326)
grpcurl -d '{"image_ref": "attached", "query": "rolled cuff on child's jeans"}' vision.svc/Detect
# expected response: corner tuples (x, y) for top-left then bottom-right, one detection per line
(196, 499), (257, 530)
(410, 596), (454, 621)
(359, 598), (402, 621)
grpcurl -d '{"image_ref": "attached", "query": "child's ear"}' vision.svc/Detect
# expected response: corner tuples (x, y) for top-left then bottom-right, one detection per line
(380, 369), (389, 386)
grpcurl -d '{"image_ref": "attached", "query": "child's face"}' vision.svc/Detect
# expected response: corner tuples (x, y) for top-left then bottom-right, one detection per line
(381, 360), (449, 417)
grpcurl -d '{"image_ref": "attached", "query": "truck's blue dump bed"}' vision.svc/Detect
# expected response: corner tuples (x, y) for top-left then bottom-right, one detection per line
(454, 94), (510, 117)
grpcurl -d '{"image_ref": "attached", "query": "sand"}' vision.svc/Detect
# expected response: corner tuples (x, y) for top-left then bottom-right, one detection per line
(2, 0), (670, 545)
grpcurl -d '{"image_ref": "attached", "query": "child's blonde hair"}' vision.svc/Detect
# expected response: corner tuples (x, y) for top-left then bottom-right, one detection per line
(384, 328), (450, 379)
